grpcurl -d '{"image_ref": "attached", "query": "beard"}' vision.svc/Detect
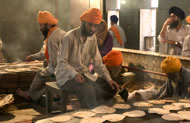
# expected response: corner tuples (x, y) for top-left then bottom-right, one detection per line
(40, 25), (49, 39)
(81, 22), (95, 36)
(169, 20), (179, 29)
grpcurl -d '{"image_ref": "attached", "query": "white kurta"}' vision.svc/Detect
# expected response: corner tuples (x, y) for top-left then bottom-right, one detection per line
(158, 24), (190, 55)
(182, 35), (190, 57)
(55, 27), (112, 87)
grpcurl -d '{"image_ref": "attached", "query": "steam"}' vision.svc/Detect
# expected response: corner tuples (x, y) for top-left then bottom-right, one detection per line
(0, 0), (59, 62)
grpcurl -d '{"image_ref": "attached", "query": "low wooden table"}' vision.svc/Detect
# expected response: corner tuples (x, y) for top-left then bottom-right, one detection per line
(45, 82), (68, 114)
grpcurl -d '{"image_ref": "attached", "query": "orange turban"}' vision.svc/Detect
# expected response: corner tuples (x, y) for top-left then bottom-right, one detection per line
(186, 15), (190, 24)
(103, 50), (123, 66)
(80, 8), (102, 24)
(38, 11), (58, 25)
(161, 56), (182, 74)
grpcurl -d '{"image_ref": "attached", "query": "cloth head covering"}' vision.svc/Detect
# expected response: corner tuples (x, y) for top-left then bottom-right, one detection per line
(80, 8), (102, 24)
(186, 15), (190, 24)
(161, 56), (182, 74)
(110, 15), (118, 23)
(169, 6), (185, 20)
(96, 19), (108, 46)
(38, 11), (58, 25)
(103, 50), (123, 66)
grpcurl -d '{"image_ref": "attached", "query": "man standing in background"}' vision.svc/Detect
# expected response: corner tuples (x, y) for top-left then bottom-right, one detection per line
(158, 6), (190, 55)
(16, 11), (66, 103)
(109, 15), (127, 48)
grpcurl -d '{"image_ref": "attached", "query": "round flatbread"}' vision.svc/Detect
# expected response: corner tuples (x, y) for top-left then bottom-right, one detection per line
(161, 113), (183, 121)
(133, 101), (153, 107)
(178, 110), (190, 115)
(148, 108), (170, 115)
(92, 105), (116, 114)
(172, 102), (190, 108)
(179, 99), (190, 103)
(148, 100), (165, 105)
(80, 117), (104, 123)
(50, 115), (72, 122)
(113, 104), (131, 109)
(123, 110), (146, 117)
(160, 99), (176, 103)
(163, 104), (181, 110)
(73, 111), (96, 118)
(102, 114), (125, 122)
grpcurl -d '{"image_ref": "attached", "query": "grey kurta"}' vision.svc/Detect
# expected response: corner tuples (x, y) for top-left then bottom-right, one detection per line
(156, 67), (190, 99)
(55, 27), (114, 108)
(55, 27), (112, 87)
(29, 27), (66, 102)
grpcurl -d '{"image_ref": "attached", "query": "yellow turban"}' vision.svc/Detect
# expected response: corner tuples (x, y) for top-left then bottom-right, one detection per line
(80, 8), (102, 24)
(103, 50), (123, 66)
(161, 56), (182, 74)
(186, 15), (190, 24)
(38, 11), (58, 25)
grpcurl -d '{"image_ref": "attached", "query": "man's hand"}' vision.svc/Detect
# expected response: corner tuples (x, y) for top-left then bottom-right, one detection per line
(75, 74), (85, 84)
(174, 41), (182, 49)
(108, 80), (119, 91)
(164, 17), (173, 26)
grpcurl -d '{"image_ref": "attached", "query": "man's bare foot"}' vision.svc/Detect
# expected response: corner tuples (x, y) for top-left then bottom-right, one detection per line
(16, 88), (31, 101)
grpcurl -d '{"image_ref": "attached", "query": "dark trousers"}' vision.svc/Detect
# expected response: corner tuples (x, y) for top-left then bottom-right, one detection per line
(61, 77), (116, 109)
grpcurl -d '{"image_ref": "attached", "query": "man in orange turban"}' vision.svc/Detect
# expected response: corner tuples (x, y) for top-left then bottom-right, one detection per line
(155, 56), (190, 99)
(109, 15), (127, 48)
(17, 11), (66, 103)
(55, 8), (119, 108)
(103, 50), (128, 102)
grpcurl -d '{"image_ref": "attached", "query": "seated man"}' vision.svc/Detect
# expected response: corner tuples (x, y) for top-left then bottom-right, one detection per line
(55, 8), (119, 109)
(156, 56), (190, 99)
(16, 11), (66, 103)
(103, 50), (128, 102)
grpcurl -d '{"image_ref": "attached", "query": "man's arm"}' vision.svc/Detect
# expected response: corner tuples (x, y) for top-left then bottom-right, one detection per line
(24, 41), (46, 62)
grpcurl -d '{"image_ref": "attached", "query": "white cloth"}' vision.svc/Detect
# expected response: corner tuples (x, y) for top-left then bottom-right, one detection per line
(158, 24), (190, 55)
(55, 27), (112, 87)
(109, 24), (127, 48)
(182, 35), (190, 57)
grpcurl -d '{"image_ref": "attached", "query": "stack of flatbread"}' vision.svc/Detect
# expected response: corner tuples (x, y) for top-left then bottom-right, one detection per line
(92, 105), (116, 114)
(72, 111), (96, 118)
(113, 103), (131, 109)
(123, 110), (146, 117)
(0, 94), (14, 108)
(133, 101), (153, 107)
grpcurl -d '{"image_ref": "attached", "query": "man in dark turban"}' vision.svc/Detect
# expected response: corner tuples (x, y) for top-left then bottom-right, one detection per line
(158, 6), (190, 55)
